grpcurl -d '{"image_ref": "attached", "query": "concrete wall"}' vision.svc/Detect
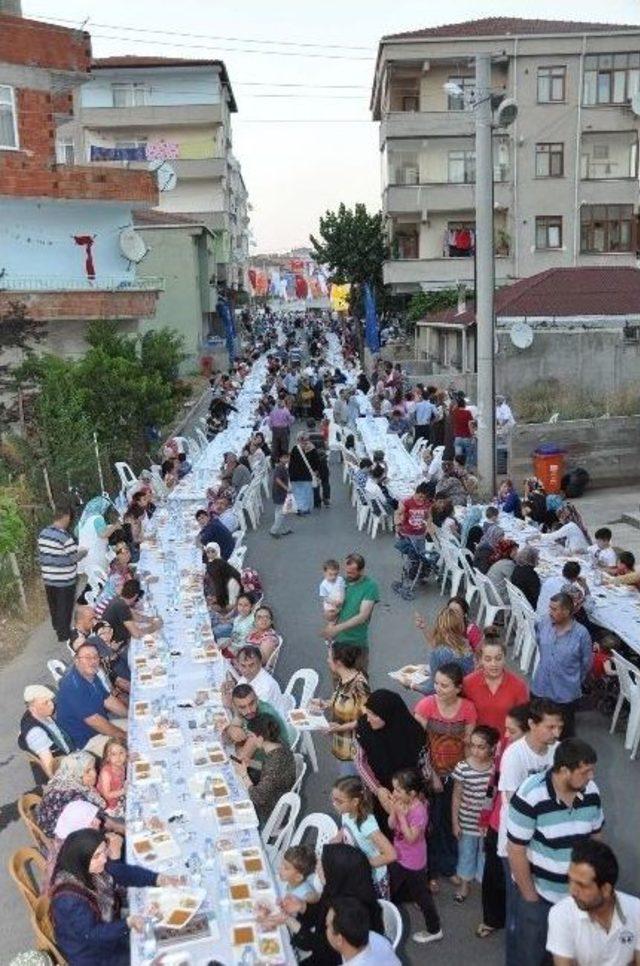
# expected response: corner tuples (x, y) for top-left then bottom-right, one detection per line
(137, 226), (209, 363)
(495, 328), (640, 396)
(509, 415), (640, 489)
(81, 69), (221, 108)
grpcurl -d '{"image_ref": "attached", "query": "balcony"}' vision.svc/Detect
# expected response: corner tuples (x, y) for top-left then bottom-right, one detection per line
(0, 275), (163, 321)
(380, 111), (474, 145)
(80, 103), (222, 129)
(384, 181), (511, 214)
(383, 256), (514, 291)
(172, 157), (227, 180)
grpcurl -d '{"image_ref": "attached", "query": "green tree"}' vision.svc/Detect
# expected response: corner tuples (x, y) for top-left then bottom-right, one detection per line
(310, 203), (387, 292)
(407, 288), (460, 321)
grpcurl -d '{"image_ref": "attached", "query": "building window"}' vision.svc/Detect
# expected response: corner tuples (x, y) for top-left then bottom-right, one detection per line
(447, 76), (475, 111)
(55, 139), (75, 164)
(580, 204), (634, 252)
(111, 83), (149, 108)
(537, 66), (566, 103)
(583, 52), (640, 105)
(535, 142), (564, 177)
(0, 84), (18, 149)
(535, 216), (563, 249)
(448, 149), (476, 183)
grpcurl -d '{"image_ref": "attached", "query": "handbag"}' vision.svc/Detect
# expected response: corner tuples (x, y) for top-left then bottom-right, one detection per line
(296, 444), (320, 488)
(283, 493), (298, 515)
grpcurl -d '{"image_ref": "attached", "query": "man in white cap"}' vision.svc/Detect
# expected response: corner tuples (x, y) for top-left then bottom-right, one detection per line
(18, 684), (74, 778)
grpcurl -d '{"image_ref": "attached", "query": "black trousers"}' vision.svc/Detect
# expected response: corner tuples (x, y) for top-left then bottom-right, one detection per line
(414, 424), (431, 443)
(270, 427), (290, 463)
(481, 827), (506, 929)
(389, 861), (441, 933)
(45, 583), (76, 642)
(313, 461), (331, 507)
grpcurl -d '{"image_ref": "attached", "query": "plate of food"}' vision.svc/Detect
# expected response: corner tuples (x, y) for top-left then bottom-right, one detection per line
(257, 932), (285, 963)
(388, 664), (429, 686)
(149, 887), (206, 931)
(134, 700), (152, 718)
(131, 759), (163, 786)
(286, 709), (329, 731)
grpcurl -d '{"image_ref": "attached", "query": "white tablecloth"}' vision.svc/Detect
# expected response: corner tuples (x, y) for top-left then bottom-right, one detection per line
(356, 416), (421, 499)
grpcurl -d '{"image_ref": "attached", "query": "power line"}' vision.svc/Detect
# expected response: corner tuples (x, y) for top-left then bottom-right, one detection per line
(29, 14), (376, 55)
(86, 31), (375, 60)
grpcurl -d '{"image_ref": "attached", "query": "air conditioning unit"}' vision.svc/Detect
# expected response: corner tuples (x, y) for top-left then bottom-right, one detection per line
(403, 167), (419, 185)
(623, 325), (640, 342)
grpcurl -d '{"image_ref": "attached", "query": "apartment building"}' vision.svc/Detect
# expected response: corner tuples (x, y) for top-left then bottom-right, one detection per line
(371, 17), (640, 294)
(0, 13), (161, 358)
(59, 56), (251, 292)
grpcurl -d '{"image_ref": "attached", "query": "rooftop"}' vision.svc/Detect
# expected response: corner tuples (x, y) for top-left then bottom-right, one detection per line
(420, 267), (640, 326)
(383, 16), (640, 40)
(91, 55), (237, 111)
(133, 209), (206, 228)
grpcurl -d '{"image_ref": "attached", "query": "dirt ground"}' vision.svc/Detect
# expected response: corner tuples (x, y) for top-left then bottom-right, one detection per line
(0, 579), (47, 668)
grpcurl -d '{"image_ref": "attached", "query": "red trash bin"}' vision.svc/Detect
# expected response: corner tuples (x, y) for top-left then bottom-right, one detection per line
(533, 447), (566, 494)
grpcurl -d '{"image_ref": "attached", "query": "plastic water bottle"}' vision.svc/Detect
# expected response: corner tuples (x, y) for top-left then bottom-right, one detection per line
(141, 919), (157, 961)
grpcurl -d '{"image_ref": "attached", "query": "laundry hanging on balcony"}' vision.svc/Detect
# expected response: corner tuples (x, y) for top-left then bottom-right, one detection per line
(443, 227), (475, 258)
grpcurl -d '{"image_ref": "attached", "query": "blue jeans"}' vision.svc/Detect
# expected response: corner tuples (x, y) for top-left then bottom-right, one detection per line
(514, 891), (553, 966)
(456, 832), (484, 882)
(502, 857), (518, 966)
(454, 436), (473, 461)
(394, 535), (425, 561)
(291, 481), (313, 513)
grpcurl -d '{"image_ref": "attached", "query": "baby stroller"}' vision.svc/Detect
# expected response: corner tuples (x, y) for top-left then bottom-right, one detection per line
(392, 536), (438, 601)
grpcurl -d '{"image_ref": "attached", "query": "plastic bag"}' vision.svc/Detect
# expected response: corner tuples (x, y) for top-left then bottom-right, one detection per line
(283, 493), (298, 515)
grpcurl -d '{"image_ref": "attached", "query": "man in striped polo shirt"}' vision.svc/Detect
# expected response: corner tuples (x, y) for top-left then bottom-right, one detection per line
(507, 738), (604, 966)
(38, 505), (86, 643)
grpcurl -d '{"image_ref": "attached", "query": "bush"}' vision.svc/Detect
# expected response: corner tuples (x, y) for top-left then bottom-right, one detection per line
(407, 288), (459, 322)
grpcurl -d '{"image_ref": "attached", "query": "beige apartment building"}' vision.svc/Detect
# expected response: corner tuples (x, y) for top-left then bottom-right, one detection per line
(371, 17), (640, 294)
(58, 56), (250, 291)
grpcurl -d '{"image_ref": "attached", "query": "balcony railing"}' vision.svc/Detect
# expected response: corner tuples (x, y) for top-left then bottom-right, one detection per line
(3, 275), (165, 292)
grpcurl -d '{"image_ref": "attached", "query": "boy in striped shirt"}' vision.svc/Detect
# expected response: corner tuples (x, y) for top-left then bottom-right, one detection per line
(507, 738), (604, 966)
(38, 505), (86, 643)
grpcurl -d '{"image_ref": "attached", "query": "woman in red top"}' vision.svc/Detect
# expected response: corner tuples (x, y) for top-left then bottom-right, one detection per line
(414, 662), (476, 890)
(463, 635), (529, 733)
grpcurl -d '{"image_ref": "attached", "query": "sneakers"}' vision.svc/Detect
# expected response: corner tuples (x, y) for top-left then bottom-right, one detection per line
(412, 930), (444, 944)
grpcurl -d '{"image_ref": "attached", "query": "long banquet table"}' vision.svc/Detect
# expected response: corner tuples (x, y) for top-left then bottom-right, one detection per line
(125, 354), (295, 964)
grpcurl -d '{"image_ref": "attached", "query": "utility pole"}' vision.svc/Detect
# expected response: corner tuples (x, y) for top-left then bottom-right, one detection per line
(474, 52), (496, 498)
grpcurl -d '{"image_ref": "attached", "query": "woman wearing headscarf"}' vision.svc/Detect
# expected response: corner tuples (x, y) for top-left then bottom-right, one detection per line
(204, 557), (243, 637)
(49, 828), (177, 966)
(77, 497), (120, 584)
(288, 843), (383, 965)
(486, 538), (519, 604)
(355, 690), (427, 832)
(473, 509), (505, 574)
(510, 545), (541, 608)
(37, 752), (107, 840)
(540, 503), (591, 553)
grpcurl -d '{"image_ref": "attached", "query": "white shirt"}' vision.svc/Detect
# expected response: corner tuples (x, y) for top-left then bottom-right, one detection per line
(589, 544), (617, 569)
(345, 931), (401, 966)
(547, 892), (640, 966)
(238, 668), (287, 716)
(496, 401), (515, 428)
(541, 521), (590, 554)
(319, 574), (346, 603)
(497, 736), (557, 857)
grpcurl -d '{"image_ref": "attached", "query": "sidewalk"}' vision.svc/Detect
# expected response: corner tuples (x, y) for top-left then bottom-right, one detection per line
(574, 484), (640, 557)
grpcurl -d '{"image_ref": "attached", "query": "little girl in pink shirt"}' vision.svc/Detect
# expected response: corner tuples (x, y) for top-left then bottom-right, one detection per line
(97, 737), (127, 815)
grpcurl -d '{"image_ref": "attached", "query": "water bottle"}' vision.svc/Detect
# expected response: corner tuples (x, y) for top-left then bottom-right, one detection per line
(141, 918), (157, 960)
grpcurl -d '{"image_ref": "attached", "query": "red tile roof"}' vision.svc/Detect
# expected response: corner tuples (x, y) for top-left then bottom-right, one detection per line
(91, 56), (236, 110)
(384, 17), (639, 40)
(421, 267), (640, 326)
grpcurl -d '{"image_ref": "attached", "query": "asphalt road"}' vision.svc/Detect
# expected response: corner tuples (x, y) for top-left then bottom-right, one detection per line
(1, 452), (639, 963)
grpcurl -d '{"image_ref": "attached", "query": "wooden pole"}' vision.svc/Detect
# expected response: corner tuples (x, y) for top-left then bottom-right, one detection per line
(93, 432), (106, 495)
(8, 552), (28, 614)
(42, 464), (55, 511)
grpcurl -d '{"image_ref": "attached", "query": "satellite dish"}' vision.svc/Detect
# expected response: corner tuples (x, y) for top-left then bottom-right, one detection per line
(510, 320), (534, 349)
(156, 162), (177, 192)
(496, 97), (518, 128)
(119, 227), (148, 263)
(631, 91), (640, 116)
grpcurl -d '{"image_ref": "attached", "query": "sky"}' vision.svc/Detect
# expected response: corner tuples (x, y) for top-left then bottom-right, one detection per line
(23, 0), (640, 252)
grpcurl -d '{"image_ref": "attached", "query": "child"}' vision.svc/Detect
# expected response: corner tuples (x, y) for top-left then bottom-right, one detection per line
(318, 559), (345, 620)
(591, 633), (617, 680)
(451, 724), (500, 901)
(379, 768), (443, 945)
(589, 527), (618, 571)
(331, 776), (396, 898)
(220, 593), (255, 655)
(278, 845), (319, 905)
(97, 737), (127, 815)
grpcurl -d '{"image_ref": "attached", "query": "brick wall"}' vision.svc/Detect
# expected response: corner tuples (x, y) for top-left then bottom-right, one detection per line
(0, 290), (160, 321)
(0, 13), (90, 74)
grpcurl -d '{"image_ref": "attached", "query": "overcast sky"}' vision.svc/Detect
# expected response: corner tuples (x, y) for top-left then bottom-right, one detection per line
(25, 0), (640, 252)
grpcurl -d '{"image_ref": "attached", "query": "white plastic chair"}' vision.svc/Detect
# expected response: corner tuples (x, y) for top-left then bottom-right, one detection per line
(474, 570), (511, 626)
(610, 651), (640, 758)
(292, 753), (307, 796)
(367, 499), (392, 540)
(265, 635), (284, 674)
(47, 659), (67, 686)
(114, 461), (137, 492)
(284, 669), (320, 772)
(290, 812), (338, 855)
(261, 791), (301, 866)
(379, 899), (403, 950)
(228, 545), (247, 570)
(410, 436), (429, 460)
(195, 427), (209, 449)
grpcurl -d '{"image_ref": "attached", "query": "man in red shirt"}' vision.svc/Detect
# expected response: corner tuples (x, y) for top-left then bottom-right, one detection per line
(452, 394), (474, 463)
(394, 482), (434, 575)
(463, 637), (529, 732)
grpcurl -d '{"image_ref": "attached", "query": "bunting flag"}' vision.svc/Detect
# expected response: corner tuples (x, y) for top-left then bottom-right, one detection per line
(330, 283), (351, 312)
(363, 282), (380, 353)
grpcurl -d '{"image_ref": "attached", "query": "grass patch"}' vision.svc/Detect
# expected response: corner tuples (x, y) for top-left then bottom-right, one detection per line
(515, 380), (640, 423)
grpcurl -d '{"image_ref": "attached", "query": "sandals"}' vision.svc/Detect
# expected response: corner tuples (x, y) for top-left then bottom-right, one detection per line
(454, 892), (468, 904)
(476, 924), (495, 938)
(428, 879), (440, 894)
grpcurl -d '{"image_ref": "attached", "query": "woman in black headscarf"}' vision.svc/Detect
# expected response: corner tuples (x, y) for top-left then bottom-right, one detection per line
(289, 843), (383, 965)
(355, 689), (427, 832)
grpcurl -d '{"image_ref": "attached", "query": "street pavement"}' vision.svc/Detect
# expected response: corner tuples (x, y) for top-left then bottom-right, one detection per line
(1, 457), (639, 962)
